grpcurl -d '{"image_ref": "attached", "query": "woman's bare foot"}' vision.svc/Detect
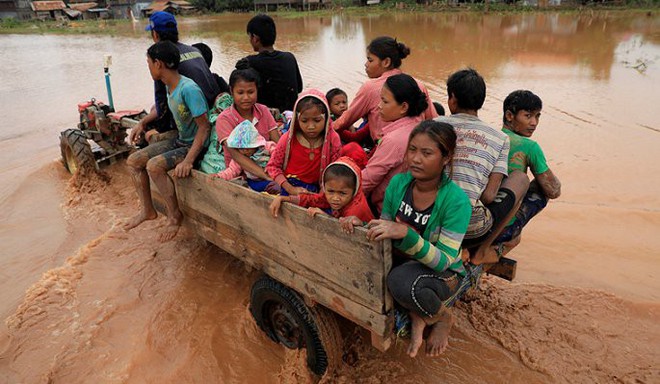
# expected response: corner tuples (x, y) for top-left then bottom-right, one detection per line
(426, 310), (454, 357)
(123, 210), (157, 230)
(407, 311), (426, 358)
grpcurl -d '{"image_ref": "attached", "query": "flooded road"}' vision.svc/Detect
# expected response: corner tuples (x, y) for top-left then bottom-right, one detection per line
(0, 10), (659, 383)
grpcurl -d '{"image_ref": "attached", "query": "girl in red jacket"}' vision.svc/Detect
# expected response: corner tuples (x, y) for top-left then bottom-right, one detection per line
(265, 89), (342, 195)
(269, 156), (374, 224)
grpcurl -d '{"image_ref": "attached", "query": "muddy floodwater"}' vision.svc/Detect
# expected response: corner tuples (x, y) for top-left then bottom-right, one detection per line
(1, 10), (659, 383)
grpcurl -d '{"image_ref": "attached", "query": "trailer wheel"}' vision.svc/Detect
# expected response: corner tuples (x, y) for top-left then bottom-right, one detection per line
(250, 276), (342, 376)
(60, 129), (94, 174)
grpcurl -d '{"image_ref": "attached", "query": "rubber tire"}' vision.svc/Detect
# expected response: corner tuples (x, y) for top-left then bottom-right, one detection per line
(60, 128), (94, 174)
(250, 276), (342, 377)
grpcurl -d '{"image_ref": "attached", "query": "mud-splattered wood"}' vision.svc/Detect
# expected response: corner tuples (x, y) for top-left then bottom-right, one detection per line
(173, 171), (390, 313)
(370, 331), (392, 352)
(183, 212), (392, 337)
(160, 171), (394, 339)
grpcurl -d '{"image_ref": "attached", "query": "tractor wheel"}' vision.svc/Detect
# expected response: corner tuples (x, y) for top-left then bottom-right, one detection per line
(60, 129), (95, 174)
(250, 276), (342, 377)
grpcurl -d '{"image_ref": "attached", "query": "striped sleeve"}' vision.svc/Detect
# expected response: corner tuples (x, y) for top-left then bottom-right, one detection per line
(493, 136), (510, 176)
(395, 228), (463, 273)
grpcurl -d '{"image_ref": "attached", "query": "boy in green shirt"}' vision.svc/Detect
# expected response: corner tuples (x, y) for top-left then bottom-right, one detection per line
(496, 90), (561, 253)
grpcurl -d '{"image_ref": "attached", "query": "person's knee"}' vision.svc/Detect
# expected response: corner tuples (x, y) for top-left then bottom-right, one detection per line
(412, 287), (441, 317)
(388, 266), (443, 316)
(127, 152), (149, 170)
(146, 157), (168, 176)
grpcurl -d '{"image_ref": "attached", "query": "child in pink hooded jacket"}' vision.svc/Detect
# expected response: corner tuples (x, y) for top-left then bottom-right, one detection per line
(265, 89), (342, 195)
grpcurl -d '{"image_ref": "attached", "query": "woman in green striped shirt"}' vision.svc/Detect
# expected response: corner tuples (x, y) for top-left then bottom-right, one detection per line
(365, 120), (472, 358)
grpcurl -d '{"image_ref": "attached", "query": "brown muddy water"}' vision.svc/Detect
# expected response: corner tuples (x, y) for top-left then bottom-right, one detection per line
(1, 11), (659, 383)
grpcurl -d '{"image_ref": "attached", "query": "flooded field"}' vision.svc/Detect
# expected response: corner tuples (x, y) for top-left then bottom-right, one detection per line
(0, 10), (659, 383)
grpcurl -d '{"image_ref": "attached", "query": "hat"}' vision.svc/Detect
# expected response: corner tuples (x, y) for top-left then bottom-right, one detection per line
(226, 120), (267, 149)
(145, 11), (177, 33)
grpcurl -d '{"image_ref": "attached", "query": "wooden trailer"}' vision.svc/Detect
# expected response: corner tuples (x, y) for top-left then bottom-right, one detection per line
(159, 171), (395, 376)
(154, 171), (501, 376)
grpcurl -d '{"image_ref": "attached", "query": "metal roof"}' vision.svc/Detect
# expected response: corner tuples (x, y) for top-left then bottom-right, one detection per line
(63, 8), (82, 17)
(30, 1), (66, 11)
(144, 0), (194, 11)
(143, 1), (173, 11)
(69, 2), (97, 11)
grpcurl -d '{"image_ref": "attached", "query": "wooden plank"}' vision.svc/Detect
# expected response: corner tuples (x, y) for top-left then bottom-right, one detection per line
(380, 240), (394, 314)
(174, 171), (388, 313)
(184, 213), (392, 336)
(370, 331), (392, 352)
(486, 257), (517, 281)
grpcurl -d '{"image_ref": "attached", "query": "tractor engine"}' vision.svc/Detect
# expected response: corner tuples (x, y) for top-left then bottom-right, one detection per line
(60, 98), (145, 174)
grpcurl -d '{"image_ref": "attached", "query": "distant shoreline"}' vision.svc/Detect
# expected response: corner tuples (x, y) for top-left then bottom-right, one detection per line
(1, 6), (656, 35)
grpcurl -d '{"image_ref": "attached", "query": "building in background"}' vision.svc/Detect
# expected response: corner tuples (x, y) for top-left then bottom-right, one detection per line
(140, 0), (194, 16)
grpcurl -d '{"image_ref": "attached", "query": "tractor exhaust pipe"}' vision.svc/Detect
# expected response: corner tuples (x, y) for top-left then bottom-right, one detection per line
(103, 54), (115, 111)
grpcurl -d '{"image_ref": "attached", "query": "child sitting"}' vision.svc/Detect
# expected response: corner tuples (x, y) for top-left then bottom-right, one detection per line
(124, 41), (211, 241)
(326, 88), (348, 120)
(215, 120), (276, 192)
(495, 90), (562, 253)
(265, 89), (342, 195)
(198, 67), (279, 176)
(269, 156), (374, 224)
(326, 88), (370, 145)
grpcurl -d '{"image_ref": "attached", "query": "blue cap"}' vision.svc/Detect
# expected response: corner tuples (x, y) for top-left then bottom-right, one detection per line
(145, 11), (177, 33)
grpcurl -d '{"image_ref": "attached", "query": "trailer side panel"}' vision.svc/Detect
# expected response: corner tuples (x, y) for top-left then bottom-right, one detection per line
(173, 172), (393, 336)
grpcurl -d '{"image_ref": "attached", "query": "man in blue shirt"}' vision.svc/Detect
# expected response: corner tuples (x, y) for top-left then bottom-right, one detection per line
(134, 11), (224, 144)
